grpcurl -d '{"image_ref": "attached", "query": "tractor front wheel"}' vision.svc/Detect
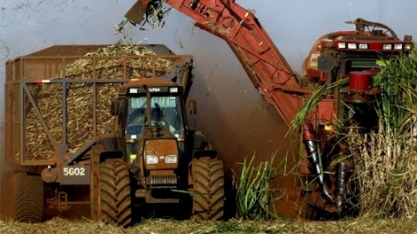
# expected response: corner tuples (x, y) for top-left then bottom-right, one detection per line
(191, 157), (225, 221)
(91, 159), (132, 227)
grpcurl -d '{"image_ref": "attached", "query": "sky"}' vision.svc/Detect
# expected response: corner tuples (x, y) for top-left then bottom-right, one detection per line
(1, 0), (417, 216)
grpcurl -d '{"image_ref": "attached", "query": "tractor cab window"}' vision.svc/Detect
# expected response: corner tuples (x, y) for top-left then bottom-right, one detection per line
(126, 96), (184, 138)
(344, 59), (383, 74)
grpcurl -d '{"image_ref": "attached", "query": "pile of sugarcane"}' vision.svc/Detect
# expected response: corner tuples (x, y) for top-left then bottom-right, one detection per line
(24, 43), (176, 160)
(62, 43), (176, 79)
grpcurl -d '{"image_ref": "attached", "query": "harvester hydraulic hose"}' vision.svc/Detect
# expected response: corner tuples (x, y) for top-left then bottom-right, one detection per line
(335, 162), (346, 211)
(303, 123), (334, 204)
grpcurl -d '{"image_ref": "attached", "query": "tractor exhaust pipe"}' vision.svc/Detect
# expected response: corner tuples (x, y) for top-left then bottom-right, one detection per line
(303, 123), (334, 204)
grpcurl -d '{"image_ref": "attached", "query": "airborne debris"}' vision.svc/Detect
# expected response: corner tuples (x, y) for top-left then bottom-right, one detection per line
(176, 39), (184, 49)
(140, 0), (171, 29)
(116, 0), (171, 34)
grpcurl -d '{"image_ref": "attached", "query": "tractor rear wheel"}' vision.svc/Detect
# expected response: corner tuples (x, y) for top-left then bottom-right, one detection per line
(6, 171), (44, 222)
(191, 157), (225, 221)
(92, 159), (132, 227)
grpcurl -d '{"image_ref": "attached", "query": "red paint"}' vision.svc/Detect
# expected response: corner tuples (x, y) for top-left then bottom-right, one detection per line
(302, 123), (316, 141)
(317, 99), (335, 124)
(165, 0), (306, 127)
(349, 72), (371, 92)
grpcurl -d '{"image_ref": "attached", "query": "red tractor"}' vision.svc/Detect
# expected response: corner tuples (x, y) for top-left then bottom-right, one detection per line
(124, 0), (413, 218)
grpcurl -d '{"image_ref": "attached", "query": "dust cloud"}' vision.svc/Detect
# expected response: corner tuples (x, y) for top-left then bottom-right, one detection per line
(1, 0), (417, 219)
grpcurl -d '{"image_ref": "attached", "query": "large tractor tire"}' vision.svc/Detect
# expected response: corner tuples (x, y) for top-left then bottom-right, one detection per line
(91, 159), (132, 227)
(6, 171), (44, 222)
(191, 157), (225, 221)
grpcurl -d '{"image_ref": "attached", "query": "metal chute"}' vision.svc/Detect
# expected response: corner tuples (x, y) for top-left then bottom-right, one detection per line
(125, 0), (150, 25)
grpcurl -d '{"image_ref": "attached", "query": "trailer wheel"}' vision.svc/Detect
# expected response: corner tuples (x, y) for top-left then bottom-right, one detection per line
(95, 159), (132, 227)
(191, 157), (225, 221)
(6, 172), (44, 222)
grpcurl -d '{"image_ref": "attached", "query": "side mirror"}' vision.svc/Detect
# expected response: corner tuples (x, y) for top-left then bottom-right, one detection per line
(187, 98), (197, 114)
(317, 56), (337, 72)
(110, 98), (118, 116)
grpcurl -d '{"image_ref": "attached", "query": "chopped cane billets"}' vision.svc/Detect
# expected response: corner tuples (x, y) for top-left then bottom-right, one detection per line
(24, 43), (176, 161)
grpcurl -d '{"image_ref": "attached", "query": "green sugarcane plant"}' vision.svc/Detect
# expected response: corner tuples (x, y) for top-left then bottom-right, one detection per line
(352, 47), (417, 218)
(233, 152), (286, 220)
(289, 78), (349, 133)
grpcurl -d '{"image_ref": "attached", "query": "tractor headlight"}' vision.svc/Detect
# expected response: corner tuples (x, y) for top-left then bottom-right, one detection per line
(405, 44), (412, 50)
(337, 42), (346, 49)
(358, 43), (368, 49)
(146, 155), (159, 164)
(394, 44), (403, 50)
(129, 88), (138, 94)
(382, 44), (392, 50)
(347, 43), (357, 49)
(165, 155), (178, 164)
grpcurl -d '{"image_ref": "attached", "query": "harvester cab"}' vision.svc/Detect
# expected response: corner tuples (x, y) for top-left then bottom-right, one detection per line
(304, 17), (413, 85)
(303, 17), (413, 129)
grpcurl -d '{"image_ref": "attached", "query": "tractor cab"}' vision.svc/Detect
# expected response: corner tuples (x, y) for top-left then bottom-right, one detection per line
(111, 79), (189, 199)
(120, 81), (186, 141)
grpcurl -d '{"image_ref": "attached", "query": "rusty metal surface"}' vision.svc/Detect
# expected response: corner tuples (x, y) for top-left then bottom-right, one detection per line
(125, 0), (150, 25)
(143, 139), (178, 170)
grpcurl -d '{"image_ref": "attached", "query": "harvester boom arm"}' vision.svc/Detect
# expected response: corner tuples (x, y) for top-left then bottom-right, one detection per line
(126, 0), (308, 126)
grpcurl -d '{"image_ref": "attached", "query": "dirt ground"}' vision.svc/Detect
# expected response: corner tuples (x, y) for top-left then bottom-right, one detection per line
(2, 217), (417, 234)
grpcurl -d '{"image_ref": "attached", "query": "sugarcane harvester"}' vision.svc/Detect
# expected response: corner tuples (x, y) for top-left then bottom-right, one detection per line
(123, 0), (414, 216)
(4, 44), (225, 226)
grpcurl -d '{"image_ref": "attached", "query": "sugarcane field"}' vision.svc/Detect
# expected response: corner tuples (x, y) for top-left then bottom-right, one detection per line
(2, 1), (417, 233)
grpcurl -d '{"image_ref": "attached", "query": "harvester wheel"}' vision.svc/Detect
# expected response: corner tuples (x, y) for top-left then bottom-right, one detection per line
(6, 171), (44, 222)
(191, 157), (225, 221)
(95, 159), (132, 227)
